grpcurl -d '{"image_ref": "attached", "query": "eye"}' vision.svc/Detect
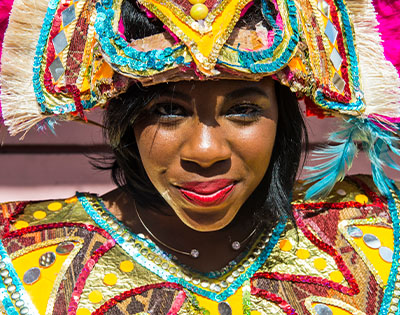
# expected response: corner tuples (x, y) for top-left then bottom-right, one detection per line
(152, 103), (187, 122)
(225, 103), (263, 121)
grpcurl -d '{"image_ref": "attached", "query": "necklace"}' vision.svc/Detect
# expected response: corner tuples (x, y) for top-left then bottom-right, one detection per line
(134, 202), (257, 259)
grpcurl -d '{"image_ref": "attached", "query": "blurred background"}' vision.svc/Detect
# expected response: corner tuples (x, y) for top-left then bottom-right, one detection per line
(1, 104), (399, 202)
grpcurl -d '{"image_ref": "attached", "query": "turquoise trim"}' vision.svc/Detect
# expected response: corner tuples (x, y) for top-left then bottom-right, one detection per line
(378, 181), (400, 315)
(0, 242), (40, 315)
(78, 193), (286, 302)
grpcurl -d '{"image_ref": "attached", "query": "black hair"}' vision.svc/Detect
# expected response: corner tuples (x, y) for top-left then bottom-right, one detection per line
(101, 0), (308, 226)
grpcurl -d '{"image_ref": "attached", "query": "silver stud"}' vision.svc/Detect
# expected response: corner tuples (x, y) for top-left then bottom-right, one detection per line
(154, 257), (162, 265)
(193, 278), (200, 285)
(218, 301), (232, 315)
(7, 284), (16, 293)
(347, 226), (363, 238)
(0, 269), (9, 278)
(231, 241), (240, 250)
(190, 249), (200, 258)
(220, 281), (228, 288)
(232, 271), (240, 278)
(49, 57), (65, 82)
(169, 267), (177, 274)
(237, 266), (245, 273)
(213, 285), (221, 292)
(20, 307), (29, 315)
(363, 233), (381, 249)
(62, 4), (76, 27)
(333, 72), (345, 93)
(379, 246), (393, 263)
(15, 299), (24, 308)
(161, 263), (169, 270)
(11, 292), (20, 300)
(3, 277), (12, 285)
(227, 276), (234, 283)
(201, 281), (209, 288)
(314, 304), (333, 315)
(52, 30), (68, 55)
(23, 267), (41, 285)
(56, 241), (75, 255)
(39, 252), (56, 268)
(140, 248), (148, 256)
(325, 20), (338, 44)
(330, 47), (342, 71)
(0, 262), (6, 269)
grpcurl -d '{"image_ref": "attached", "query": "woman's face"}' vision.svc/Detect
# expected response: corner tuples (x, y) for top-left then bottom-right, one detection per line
(134, 78), (278, 232)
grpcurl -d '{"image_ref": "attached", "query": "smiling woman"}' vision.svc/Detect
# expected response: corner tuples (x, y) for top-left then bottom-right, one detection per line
(1, 0), (400, 313)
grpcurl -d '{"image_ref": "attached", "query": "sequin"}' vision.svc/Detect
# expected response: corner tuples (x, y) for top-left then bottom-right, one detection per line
(23, 267), (41, 285)
(189, 0), (205, 3)
(314, 258), (327, 270)
(48, 202), (62, 211)
(62, 4), (76, 27)
(14, 221), (29, 229)
(218, 301), (232, 315)
(119, 260), (134, 272)
(324, 20), (338, 44)
(56, 241), (75, 255)
(52, 30), (68, 55)
(329, 270), (344, 283)
(76, 308), (91, 315)
(347, 226), (363, 238)
(363, 233), (381, 249)
(379, 246), (393, 263)
(232, 241), (240, 250)
(355, 194), (369, 204)
(103, 273), (118, 286)
(33, 210), (47, 220)
(39, 251), (56, 267)
(296, 249), (310, 259)
(330, 47), (342, 71)
(279, 239), (292, 251)
(332, 72), (345, 93)
(88, 290), (103, 304)
(314, 304), (333, 315)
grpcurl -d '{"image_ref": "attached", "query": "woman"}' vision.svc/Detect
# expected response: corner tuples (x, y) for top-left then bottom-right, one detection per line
(1, 0), (400, 314)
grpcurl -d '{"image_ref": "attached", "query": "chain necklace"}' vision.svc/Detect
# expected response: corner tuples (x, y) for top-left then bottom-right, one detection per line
(134, 201), (257, 258)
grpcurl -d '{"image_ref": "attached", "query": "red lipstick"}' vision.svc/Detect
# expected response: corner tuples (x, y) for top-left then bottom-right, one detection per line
(178, 179), (235, 207)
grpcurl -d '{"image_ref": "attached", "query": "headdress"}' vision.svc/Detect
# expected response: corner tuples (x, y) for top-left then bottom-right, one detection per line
(1, 0), (400, 199)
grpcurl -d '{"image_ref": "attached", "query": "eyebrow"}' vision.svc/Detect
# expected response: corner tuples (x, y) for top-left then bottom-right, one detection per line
(224, 87), (270, 102)
(157, 89), (189, 101)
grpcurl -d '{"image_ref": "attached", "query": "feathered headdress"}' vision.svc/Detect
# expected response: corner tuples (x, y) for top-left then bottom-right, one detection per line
(1, 0), (400, 199)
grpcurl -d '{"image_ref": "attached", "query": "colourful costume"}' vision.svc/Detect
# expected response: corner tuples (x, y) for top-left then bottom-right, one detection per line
(0, 175), (399, 314)
(1, 0), (400, 314)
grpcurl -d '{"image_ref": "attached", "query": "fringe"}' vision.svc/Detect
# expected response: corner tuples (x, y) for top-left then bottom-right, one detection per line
(346, 0), (400, 118)
(0, 0), (48, 136)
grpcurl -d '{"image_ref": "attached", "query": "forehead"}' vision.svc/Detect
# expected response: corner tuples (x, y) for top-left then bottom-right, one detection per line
(162, 77), (275, 97)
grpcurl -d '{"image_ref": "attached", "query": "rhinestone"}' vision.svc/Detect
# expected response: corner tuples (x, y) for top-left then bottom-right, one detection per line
(393, 298), (399, 304)
(227, 276), (234, 283)
(161, 263), (169, 270)
(193, 278), (200, 284)
(0, 262), (5, 269)
(218, 301), (232, 315)
(201, 281), (209, 288)
(330, 47), (342, 70)
(0, 255), (2, 261)
(15, 299), (24, 308)
(231, 241), (240, 250)
(347, 226), (363, 238)
(391, 305), (398, 312)
(137, 233), (145, 239)
(3, 277), (12, 285)
(363, 234), (381, 249)
(155, 258), (162, 265)
(394, 290), (400, 296)
(325, 20), (338, 44)
(190, 249), (200, 258)
(333, 72), (345, 93)
(11, 292), (20, 300)
(396, 282), (400, 288)
(106, 217), (114, 224)
(49, 57), (64, 82)
(169, 267), (177, 274)
(111, 222), (119, 229)
(101, 213), (108, 219)
(140, 249), (148, 256)
(257, 242), (265, 249)
(248, 255), (255, 262)
(135, 243), (142, 250)
(237, 266), (245, 273)
(177, 271), (184, 278)
(123, 233), (131, 241)
(232, 271), (239, 278)
(317, 0), (330, 17)
(213, 285), (221, 292)
(314, 304), (333, 315)
(52, 30), (68, 54)
(254, 249), (261, 255)
(7, 285), (16, 293)
(184, 275), (192, 281)
(56, 241), (75, 255)
(220, 281), (228, 288)
(243, 261), (250, 267)
(336, 189), (346, 196)
(0, 269), (9, 278)
(23, 267), (41, 285)
(20, 307), (29, 315)
(62, 4), (76, 26)
(147, 254), (154, 261)
(39, 252), (56, 268)
(379, 246), (393, 263)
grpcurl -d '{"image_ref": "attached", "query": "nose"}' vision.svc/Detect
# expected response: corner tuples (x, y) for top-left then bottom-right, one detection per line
(180, 122), (231, 168)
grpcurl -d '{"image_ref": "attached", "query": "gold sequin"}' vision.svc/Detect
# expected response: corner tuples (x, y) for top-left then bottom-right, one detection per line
(119, 260), (134, 272)
(48, 202), (62, 211)
(76, 308), (91, 315)
(313, 258), (327, 270)
(329, 270), (344, 283)
(296, 249), (310, 259)
(103, 273), (118, 286)
(14, 221), (29, 229)
(355, 194), (368, 204)
(65, 197), (78, 204)
(279, 239), (292, 251)
(33, 210), (47, 220)
(88, 290), (103, 304)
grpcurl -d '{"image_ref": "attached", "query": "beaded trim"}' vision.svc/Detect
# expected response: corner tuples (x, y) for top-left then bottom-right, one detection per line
(92, 282), (185, 315)
(338, 217), (391, 288)
(0, 241), (39, 315)
(378, 185), (400, 315)
(78, 193), (286, 302)
(304, 296), (365, 315)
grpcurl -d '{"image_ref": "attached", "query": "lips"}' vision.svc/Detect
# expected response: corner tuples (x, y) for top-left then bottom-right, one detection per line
(178, 179), (236, 207)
